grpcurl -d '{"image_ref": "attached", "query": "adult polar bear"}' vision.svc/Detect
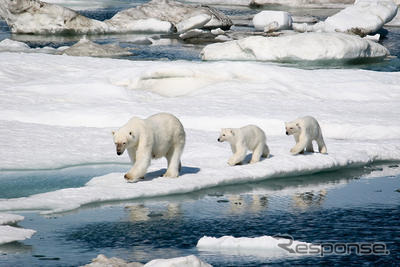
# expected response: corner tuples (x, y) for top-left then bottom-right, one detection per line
(285, 116), (327, 155)
(112, 113), (185, 182)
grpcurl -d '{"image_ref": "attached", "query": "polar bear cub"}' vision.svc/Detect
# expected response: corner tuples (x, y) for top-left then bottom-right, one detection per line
(285, 116), (327, 155)
(112, 113), (185, 182)
(218, 125), (270, 166)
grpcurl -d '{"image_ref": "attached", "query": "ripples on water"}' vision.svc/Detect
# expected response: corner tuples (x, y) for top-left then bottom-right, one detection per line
(0, 164), (399, 266)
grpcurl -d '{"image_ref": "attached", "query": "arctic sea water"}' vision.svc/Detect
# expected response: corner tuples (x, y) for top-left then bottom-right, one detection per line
(0, 163), (399, 266)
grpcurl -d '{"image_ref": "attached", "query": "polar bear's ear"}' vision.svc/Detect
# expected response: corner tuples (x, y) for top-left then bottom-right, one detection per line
(230, 129), (235, 136)
(112, 131), (115, 136)
(296, 123), (301, 128)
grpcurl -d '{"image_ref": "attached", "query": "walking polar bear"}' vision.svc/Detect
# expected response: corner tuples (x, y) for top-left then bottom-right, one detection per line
(112, 113), (185, 182)
(218, 125), (270, 166)
(285, 116), (327, 155)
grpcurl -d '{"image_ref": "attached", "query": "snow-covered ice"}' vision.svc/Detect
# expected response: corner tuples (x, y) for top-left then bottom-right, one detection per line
(197, 235), (317, 257)
(0, 0), (231, 34)
(0, 53), (399, 214)
(0, 213), (24, 225)
(201, 32), (389, 61)
(185, 0), (352, 8)
(0, 213), (36, 245)
(293, 0), (398, 36)
(252, 11), (292, 31)
(252, 0), (353, 8)
(0, 225), (36, 245)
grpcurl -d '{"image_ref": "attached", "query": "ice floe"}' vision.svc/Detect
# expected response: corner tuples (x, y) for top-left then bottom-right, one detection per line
(0, 38), (61, 53)
(186, 0), (352, 8)
(197, 235), (317, 257)
(0, 226), (36, 245)
(0, 213), (24, 225)
(201, 32), (389, 61)
(293, 0), (398, 36)
(0, 213), (36, 245)
(82, 254), (210, 267)
(251, 0), (353, 8)
(0, 0), (231, 34)
(0, 53), (399, 213)
(252, 11), (292, 32)
(145, 255), (211, 267)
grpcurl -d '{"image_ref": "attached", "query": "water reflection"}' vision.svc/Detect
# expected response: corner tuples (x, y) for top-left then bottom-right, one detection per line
(228, 195), (268, 214)
(126, 203), (181, 222)
(292, 190), (327, 211)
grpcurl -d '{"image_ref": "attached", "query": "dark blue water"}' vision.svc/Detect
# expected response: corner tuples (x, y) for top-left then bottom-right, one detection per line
(0, 163), (399, 266)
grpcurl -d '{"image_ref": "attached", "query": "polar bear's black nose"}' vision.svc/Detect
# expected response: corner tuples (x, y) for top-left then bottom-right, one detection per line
(117, 151), (122, 156)
(217, 138), (221, 142)
(286, 131), (289, 135)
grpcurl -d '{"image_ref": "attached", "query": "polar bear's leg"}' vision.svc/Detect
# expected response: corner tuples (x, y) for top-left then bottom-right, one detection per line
(262, 144), (270, 158)
(127, 148), (136, 164)
(250, 144), (264, 163)
(164, 143), (184, 178)
(125, 151), (151, 182)
(306, 140), (314, 153)
(290, 135), (308, 155)
(317, 137), (327, 154)
(228, 145), (247, 166)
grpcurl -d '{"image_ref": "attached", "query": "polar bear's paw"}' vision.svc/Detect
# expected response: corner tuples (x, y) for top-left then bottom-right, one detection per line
(124, 173), (144, 183)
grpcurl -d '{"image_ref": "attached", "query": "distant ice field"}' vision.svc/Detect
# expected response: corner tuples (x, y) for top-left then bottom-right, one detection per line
(1, 2), (400, 70)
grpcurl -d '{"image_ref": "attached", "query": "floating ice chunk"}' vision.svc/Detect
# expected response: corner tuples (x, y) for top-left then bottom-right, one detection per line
(214, 35), (232, 41)
(0, 39), (30, 51)
(179, 29), (210, 40)
(0, 213), (24, 225)
(176, 14), (211, 33)
(0, 225), (36, 245)
(0, 0), (231, 34)
(0, 38), (58, 54)
(0, 0), (108, 34)
(293, 0), (398, 36)
(197, 235), (317, 257)
(253, 11), (292, 31)
(82, 254), (210, 267)
(145, 255), (211, 267)
(60, 38), (132, 57)
(105, 18), (173, 34)
(82, 254), (144, 267)
(364, 34), (380, 42)
(107, 0), (231, 32)
(201, 32), (389, 61)
(211, 28), (225, 35)
(251, 0), (355, 8)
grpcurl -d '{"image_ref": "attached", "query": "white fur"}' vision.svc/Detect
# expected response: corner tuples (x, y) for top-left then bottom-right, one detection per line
(285, 116), (327, 155)
(218, 125), (270, 166)
(112, 113), (185, 182)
